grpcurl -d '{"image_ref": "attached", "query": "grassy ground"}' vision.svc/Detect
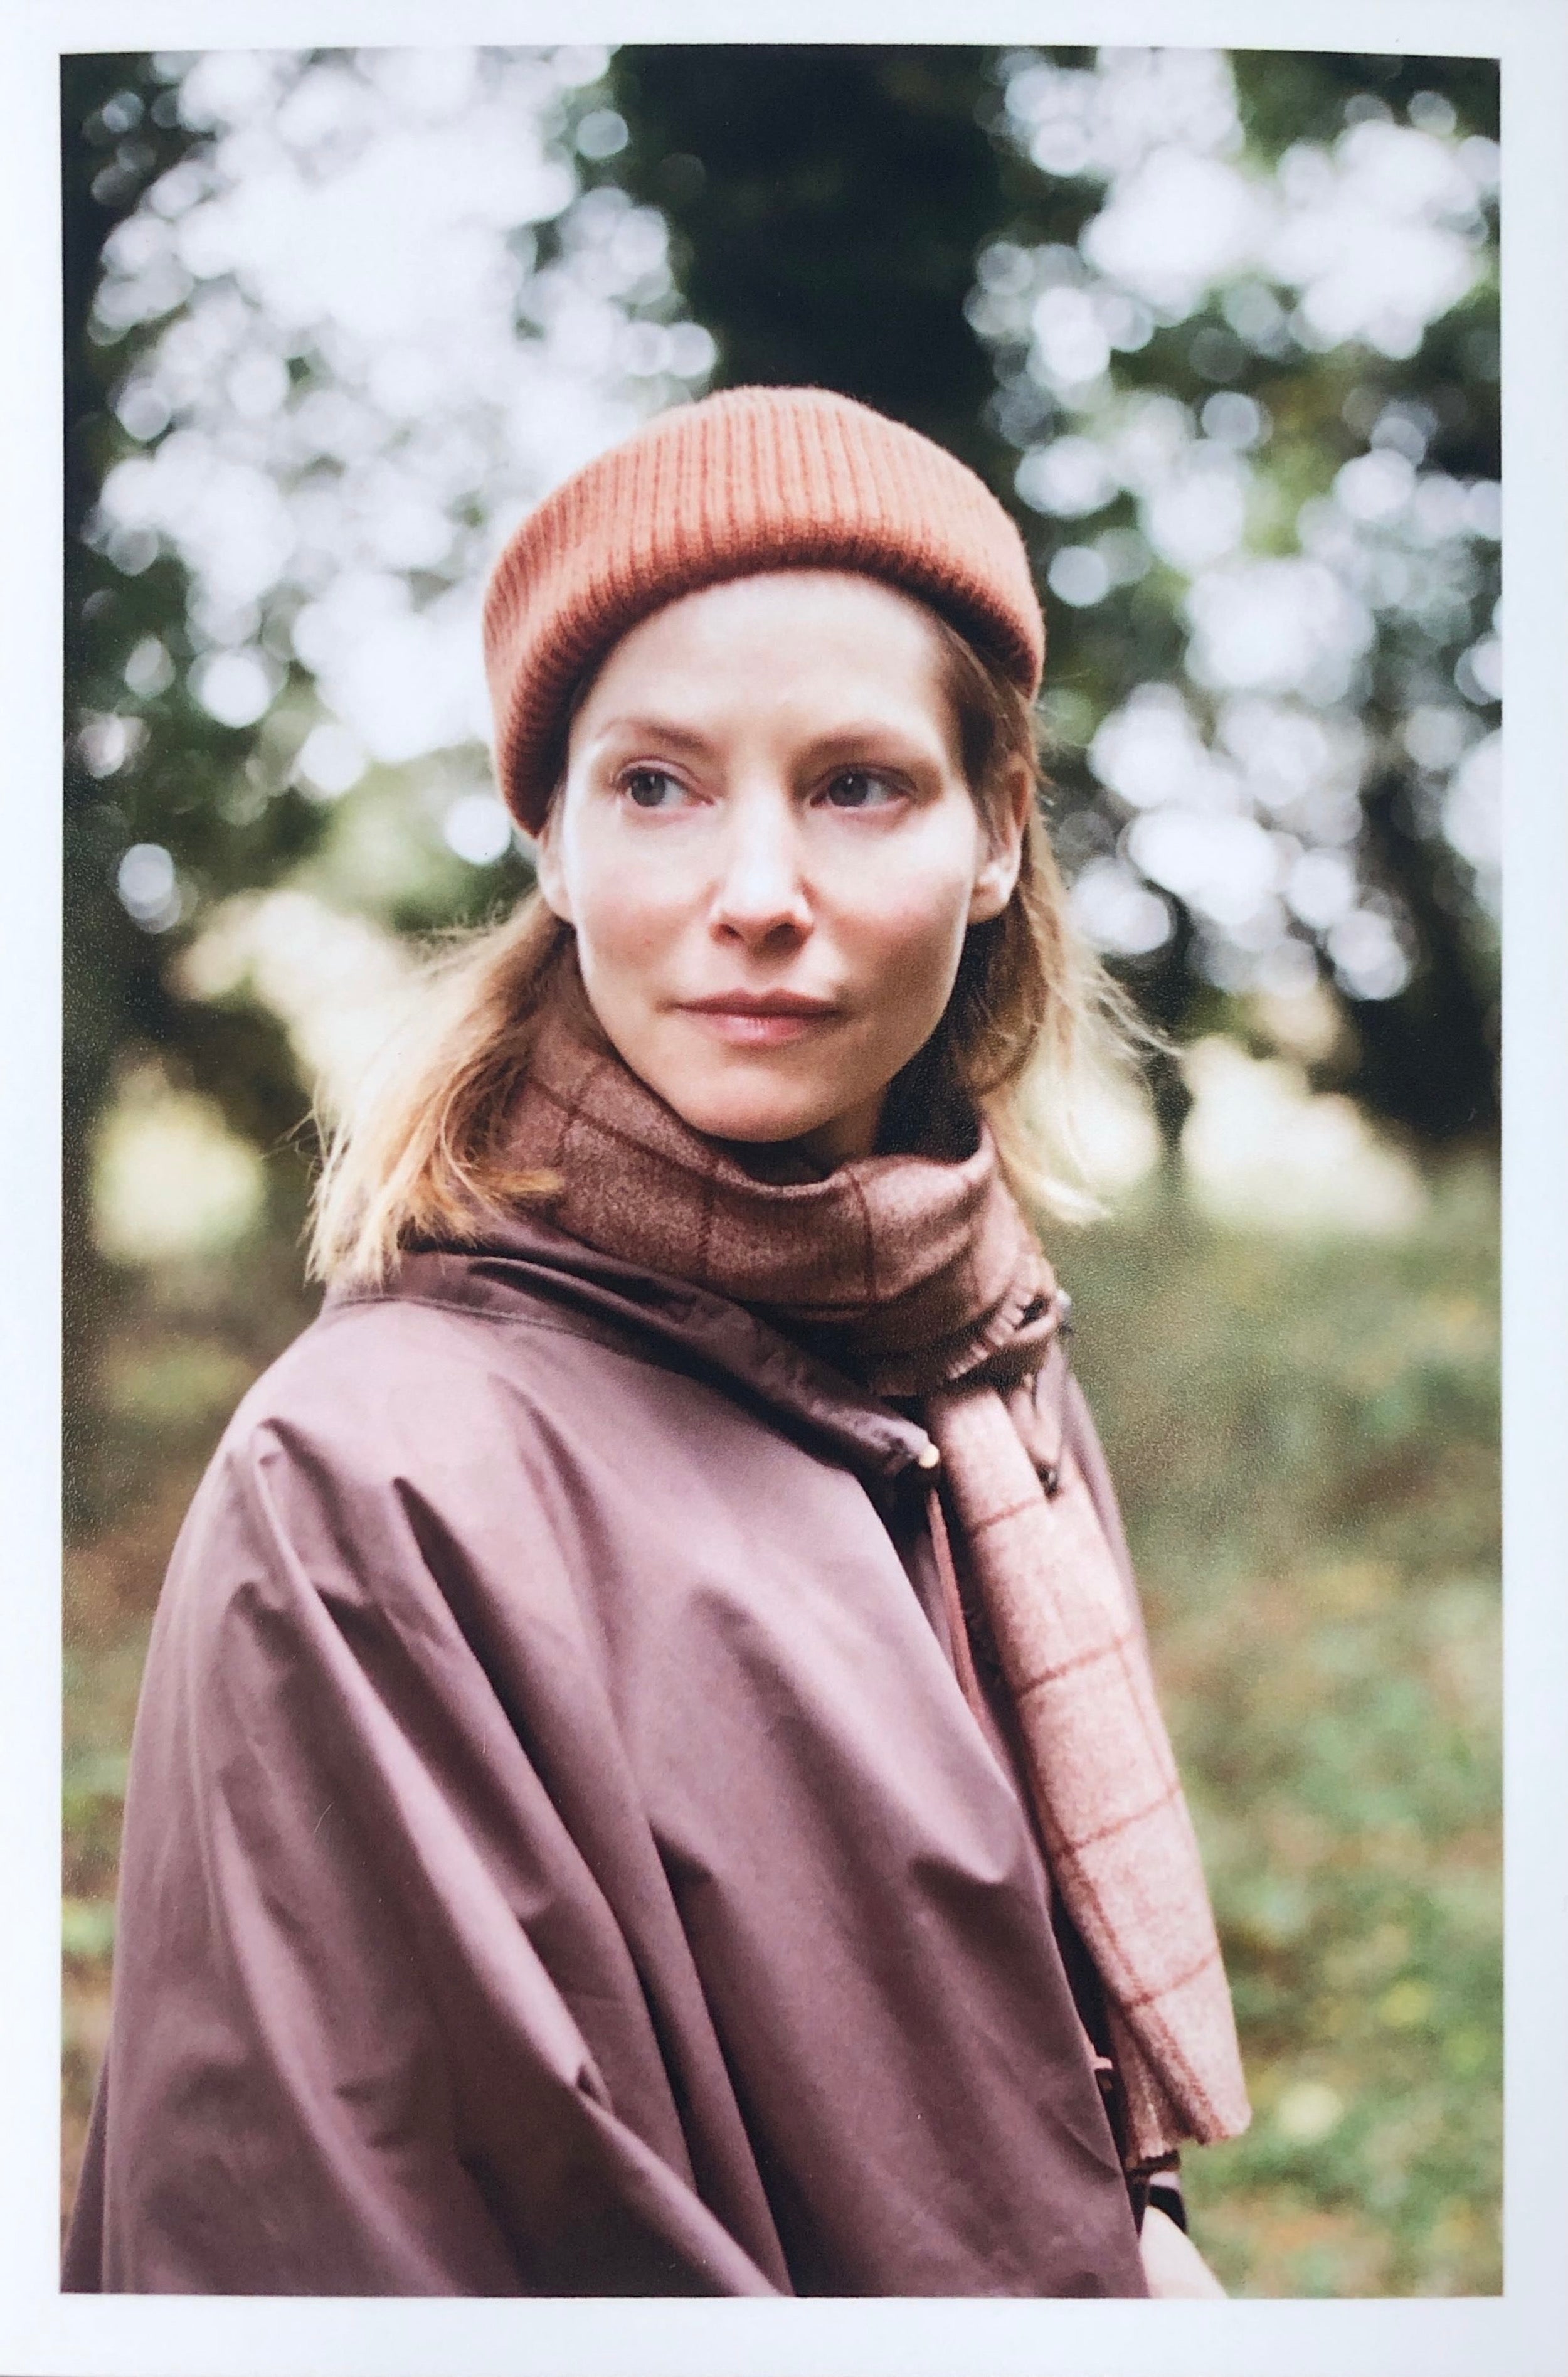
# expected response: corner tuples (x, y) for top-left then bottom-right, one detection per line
(1064, 1162), (1501, 2295)
(61, 1162), (1500, 2291)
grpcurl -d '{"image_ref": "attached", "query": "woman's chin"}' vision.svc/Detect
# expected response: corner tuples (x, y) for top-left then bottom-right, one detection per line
(662, 1082), (842, 1151)
(605, 1019), (890, 1164)
(641, 1063), (865, 1161)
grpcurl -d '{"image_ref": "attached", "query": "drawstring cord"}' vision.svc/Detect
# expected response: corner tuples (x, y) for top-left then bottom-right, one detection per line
(924, 1478), (989, 1730)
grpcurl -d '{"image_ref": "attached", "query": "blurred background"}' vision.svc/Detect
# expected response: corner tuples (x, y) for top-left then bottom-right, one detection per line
(61, 44), (1500, 2292)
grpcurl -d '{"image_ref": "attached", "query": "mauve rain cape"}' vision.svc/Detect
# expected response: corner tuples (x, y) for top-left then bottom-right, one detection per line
(65, 1210), (1150, 2297)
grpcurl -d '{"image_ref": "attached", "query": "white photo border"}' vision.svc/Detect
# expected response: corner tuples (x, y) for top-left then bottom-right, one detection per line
(4, 3), (1563, 2371)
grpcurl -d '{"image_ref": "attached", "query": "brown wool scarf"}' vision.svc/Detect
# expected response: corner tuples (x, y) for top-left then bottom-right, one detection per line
(501, 1000), (1251, 2166)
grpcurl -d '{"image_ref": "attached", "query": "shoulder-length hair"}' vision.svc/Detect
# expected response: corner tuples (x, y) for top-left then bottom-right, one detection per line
(308, 604), (1145, 1287)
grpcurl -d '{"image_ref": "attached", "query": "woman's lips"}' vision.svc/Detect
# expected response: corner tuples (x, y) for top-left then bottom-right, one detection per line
(676, 996), (842, 1049)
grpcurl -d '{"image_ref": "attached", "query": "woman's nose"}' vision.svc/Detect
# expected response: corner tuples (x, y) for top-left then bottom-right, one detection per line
(709, 791), (812, 945)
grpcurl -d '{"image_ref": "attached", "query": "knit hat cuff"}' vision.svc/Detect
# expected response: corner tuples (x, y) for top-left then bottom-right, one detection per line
(482, 386), (1044, 831)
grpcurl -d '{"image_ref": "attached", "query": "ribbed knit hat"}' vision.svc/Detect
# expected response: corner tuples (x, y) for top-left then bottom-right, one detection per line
(482, 385), (1044, 832)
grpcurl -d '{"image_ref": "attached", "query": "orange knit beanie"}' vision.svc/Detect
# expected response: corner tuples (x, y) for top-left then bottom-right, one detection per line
(482, 385), (1044, 832)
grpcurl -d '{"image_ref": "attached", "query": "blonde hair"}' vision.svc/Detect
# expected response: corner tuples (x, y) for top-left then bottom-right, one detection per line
(309, 615), (1146, 1289)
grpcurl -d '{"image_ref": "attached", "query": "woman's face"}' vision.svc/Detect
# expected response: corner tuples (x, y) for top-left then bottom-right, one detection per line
(536, 570), (1029, 1168)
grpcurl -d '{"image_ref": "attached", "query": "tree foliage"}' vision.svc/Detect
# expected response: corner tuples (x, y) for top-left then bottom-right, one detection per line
(61, 46), (1501, 1531)
(63, 54), (326, 1524)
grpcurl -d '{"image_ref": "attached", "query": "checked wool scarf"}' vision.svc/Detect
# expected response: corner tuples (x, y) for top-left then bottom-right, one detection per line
(502, 995), (1251, 2164)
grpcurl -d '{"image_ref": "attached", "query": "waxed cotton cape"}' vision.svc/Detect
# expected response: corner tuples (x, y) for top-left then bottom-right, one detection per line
(64, 1211), (1150, 2298)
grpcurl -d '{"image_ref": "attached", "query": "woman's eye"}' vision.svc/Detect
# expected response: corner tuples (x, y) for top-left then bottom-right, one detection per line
(621, 768), (687, 811)
(822, 769), (900, 811)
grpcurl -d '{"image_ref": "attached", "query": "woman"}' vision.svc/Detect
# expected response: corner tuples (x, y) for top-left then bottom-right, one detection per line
(66, 386), (1248, 2299)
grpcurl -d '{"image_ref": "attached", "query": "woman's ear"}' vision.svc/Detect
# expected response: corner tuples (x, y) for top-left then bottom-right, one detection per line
(968, 757), (1032, 925)
(533, 791), (573, 923)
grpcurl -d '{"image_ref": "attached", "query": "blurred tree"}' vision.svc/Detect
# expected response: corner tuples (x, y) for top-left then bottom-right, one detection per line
(603, 46), (1022, 486)
(63, 53), (326, 1531)
(1216, 56), (1498, 1148)
(61, 47), (680, 1528)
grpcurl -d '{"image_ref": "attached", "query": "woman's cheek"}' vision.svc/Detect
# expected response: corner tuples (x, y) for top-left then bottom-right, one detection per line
(854, 878), (974, 997)
(578, 873), (689, 976)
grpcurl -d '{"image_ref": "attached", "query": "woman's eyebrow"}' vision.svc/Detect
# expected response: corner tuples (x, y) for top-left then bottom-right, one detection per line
(591, 714), (716, 753)
(795, 721), (939, 756)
